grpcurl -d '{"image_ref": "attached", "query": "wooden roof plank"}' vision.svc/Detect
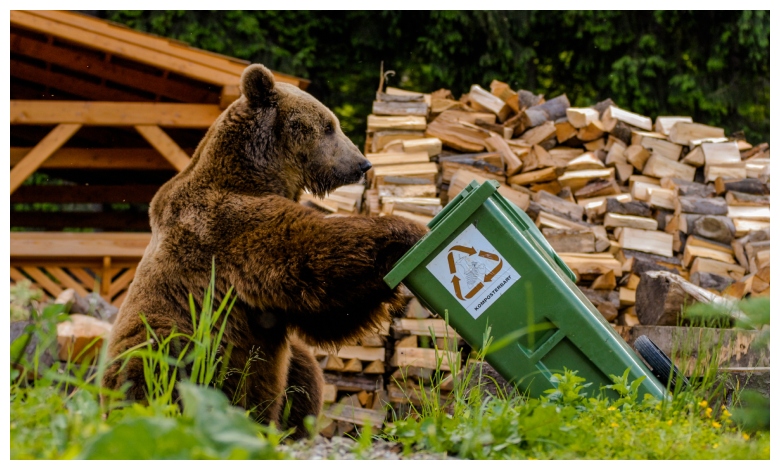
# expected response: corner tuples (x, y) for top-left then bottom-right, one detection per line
(29, 10), (251, 73)
(11, 100), (222, 127)
(135, 125), (192, 172)
(11, 59), (148, 102)
(10, 123), (81, 194)
(17, 10), (307, 89)
(11, 10), (240, 86)
(11, 33), (219, 103)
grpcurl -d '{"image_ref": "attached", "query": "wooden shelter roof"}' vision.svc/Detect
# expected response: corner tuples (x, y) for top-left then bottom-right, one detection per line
(10, 10), (309, 106)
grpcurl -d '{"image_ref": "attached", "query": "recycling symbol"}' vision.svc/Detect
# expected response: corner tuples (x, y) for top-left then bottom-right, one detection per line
(447, 245), (504, 300)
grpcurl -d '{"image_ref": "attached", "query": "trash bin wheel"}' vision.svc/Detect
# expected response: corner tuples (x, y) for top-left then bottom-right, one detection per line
(634, 335), (690, 391)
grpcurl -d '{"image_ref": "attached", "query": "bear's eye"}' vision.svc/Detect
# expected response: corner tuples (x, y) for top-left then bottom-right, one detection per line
(324, 123), (334, 135)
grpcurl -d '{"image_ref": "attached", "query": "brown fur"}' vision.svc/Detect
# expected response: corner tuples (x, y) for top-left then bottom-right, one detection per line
(103, 64), (427, 438)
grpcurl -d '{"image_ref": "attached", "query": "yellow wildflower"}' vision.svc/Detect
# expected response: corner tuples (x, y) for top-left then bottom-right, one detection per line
(712, 443), (719, 449)
(712, 421), (722, 429)
(667, 420), (673, 426)
(607, 406), (617, 411)
(721, 409), (732, 419)
(742, 433), (750, 440)
(699, 400), (708, 408)
(705, 407), (712, 418)
(610, 422), (619, 428)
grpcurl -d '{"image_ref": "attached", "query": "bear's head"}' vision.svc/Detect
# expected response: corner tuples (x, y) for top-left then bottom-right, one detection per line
(198, 64), (372, 200)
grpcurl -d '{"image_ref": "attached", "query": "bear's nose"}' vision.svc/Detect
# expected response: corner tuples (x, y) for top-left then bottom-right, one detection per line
(359, 160), (372, 173)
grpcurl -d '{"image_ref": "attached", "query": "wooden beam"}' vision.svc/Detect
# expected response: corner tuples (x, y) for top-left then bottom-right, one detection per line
(10, 232), (151, 258)
(19, 10), (306, 89)
(11, 59), (149, 102)
(11, 211), (151, 231)
(11, 185), (160, 204)
(10, 147), (179, 170)
(135, 125), (192, 172)
(11, 101), (222, 127)
(10, 123), (81, 194)
(11, 10), (240, 87)
(11, 33), (219, 103)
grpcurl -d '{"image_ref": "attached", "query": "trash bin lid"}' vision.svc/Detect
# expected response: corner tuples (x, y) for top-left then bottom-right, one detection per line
(384, 180), (500, 289)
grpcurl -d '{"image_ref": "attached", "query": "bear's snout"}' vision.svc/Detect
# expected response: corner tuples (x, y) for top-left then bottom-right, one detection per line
(359, 159), (372, 173)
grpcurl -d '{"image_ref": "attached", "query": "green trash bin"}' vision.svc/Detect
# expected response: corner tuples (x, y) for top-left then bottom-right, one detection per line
(384, 180), (668, 401)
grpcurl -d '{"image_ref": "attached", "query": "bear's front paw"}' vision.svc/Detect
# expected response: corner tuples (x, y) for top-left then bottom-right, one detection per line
(375, 216), (428, 273)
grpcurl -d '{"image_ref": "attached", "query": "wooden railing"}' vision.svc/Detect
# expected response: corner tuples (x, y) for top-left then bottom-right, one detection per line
(10, 232), (151, 307)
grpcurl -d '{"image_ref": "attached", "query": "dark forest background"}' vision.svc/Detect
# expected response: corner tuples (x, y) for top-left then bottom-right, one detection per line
(95, 11), (770, 146)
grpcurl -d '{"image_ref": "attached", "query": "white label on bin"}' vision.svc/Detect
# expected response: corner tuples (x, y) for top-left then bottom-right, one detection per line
(426, 224), (520, 319)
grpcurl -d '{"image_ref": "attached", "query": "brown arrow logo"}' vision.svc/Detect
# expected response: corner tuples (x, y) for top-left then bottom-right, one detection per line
(452, 275), (484, 300)
(447, 246), (504, 298)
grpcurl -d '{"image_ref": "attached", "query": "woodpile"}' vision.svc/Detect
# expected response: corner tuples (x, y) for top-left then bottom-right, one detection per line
(300, 78), (770, 436)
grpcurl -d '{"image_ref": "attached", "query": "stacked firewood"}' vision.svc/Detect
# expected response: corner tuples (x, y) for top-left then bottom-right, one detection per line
(304, 79), (770, 435)
(360, 80), (769, 325)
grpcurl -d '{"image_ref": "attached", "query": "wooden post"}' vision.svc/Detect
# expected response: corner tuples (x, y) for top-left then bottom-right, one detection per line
(135, 125), (192, 172)
(10, 123), (81, 193)
(101, 256), (112, 298)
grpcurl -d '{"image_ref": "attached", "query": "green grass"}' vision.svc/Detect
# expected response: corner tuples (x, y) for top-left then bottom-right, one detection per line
(379, 300), (770, 459)
(11, 262), (289, 459)
(10, 274), (770, 459)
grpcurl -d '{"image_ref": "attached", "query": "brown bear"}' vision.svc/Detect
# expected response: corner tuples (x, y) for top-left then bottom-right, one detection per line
(103, 64), (427, 438)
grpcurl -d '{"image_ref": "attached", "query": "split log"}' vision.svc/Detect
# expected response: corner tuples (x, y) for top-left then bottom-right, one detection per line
(604, 213), (658, 231)
(576, 120), (606, 141)
(484, 135), (522, 176)
(675, 196), (728, 215)
(661, 178), (715, 198)
(519, 121), (557, 146)
(574, 177), (621, 198)
(690, 272), (734, 292)
(619, 227), (673, 258)
(603, 106), (652, 131)
(642, 154), (696, 181)
(367, 115), (427, 131)
(690, 258), (745, 282)
(654, 116), (692, 136)
(567, 152), (605, 171)
(566, 107), (599, 128)
(702, 141), (741, 167)
(683, 243), (736, 267)
(725, 191), (770, 207)
(647, 188), (677, 211)
(727, 205), (770, 222)
(632, 133), (682, 161)
(668, 122), (725, 145)
(605, 198), (652, 218)
(542, 228), (595, 253)
(521, 94), (570, 128)
(558, 168), (615, 192)
(469, 84), (512, 122)
(705, 164), (747, 183)
(403, 138), (442, 156)
(624, 145), (650, 171)
(425, 118), (490, 152)
(591, 270), (617, 290)
(558, 253), (622, 279)
(681, 146), (705, 167)
(507, 166), (562, 186)
(535, 190), (585, 221)
(686, 215), (735, 244)
(373, 100), (428, 116)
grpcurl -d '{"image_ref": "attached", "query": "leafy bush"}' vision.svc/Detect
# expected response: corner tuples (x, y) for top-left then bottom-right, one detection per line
(101, 11), (770, 146)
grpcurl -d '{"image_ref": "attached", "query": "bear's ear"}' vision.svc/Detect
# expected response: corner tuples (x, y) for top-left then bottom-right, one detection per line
(240, 64), (276, 105)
